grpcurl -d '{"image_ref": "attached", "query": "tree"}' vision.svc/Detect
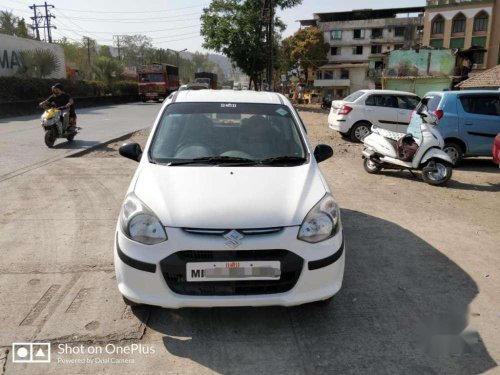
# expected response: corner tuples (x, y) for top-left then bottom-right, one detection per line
(280, 27), (328, 82)
(17, 49), (60, 78)
(201, 0), (301, 90)
(0, 10), (31, 38)
(120, 35), (153, 66)
(93, 56), (123, 84)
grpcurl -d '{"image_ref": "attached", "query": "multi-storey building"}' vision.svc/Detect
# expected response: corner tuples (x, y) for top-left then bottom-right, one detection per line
(300, 7), (425, 97)
(422, 0), (499, 70)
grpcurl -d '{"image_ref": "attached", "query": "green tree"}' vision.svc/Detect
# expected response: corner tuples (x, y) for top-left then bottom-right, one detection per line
(120, 35), (153, 66)
(93, 56), (123, 84)
(280, 27), (328, 82)
(17, 49), (60, 78)
(0, 10), (31, 37)
(201, 0), (301, 89)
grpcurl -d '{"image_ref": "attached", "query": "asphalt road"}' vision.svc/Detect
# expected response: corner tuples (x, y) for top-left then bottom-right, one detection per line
(0, 109), (498, 374)
(0, 102), (160, 182)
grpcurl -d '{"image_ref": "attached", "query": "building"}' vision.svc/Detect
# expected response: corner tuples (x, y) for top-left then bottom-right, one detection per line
(456, 63), (500, 89)
(299, 6), (425, 97)
(422, 0), (500, 70)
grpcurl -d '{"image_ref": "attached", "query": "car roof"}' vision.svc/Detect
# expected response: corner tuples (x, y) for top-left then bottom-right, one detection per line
(174, 89), (284, 104)
(424, 90), (500, 97)
(356, 89), (418, 96)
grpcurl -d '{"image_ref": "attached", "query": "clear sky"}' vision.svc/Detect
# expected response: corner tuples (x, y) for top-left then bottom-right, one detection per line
(3, 0), (425, 53)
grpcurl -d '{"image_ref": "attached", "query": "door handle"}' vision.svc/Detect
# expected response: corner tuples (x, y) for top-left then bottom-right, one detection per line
(465, 122), (473, 126)
(366, 109), (374, 111)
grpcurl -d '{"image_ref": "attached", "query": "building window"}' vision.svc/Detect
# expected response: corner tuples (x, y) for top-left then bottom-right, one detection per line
(471, 36), (487, 47)
(352, 46), (364, 55)
(353, 29), (365, 39)
(371, 28), (383, 38)
(394, 27), (406, 37)
(450, 38), (465, 49)
(473, 11), (488, 32)
(340, 69), (349, 79)
(394, 44), (404, 50)
(473, 51), (485, 65)
(330, 46), (340, 56)
(323, 70), (333, 79)
(430, 39), (443, 48)
(371, 45), (382, 54)
(330, 30), (342, 40)
(452, 13), (466, 34)
(431, 14), (445, 35)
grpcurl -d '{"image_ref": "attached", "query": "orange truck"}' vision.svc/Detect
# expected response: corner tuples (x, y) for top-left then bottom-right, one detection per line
(137, 64), (179, 102)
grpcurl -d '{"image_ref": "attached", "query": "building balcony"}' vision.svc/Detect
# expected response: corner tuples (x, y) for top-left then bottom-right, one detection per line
(314, 79), (351, 87)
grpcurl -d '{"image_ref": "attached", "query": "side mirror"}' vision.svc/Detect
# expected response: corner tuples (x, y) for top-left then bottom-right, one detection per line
(314, 144), (333, 163)
(119, 142), (143, 162)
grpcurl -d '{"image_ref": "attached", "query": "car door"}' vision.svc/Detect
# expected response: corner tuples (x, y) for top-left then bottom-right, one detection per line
(396, 95), (420, 133)
(364, 94), (399, 131)
(458, 94), (500, 155)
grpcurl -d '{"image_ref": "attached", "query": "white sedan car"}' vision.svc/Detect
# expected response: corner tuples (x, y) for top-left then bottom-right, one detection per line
(115, 90), (345, 308)
(328, 89), (420, 142)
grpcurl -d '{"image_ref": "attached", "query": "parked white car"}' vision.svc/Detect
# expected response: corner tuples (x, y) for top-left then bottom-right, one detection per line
(115, 90), (345, 308)
(328, 89), (420, 142)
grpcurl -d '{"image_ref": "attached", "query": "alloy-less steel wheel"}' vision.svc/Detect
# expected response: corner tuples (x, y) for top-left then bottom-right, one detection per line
(443, 142), (463, 165)
(44, 129), (57, 148)
(422, 159), (453, 186)
(363, 158), (381, 174)
(350, 122), (371, 143)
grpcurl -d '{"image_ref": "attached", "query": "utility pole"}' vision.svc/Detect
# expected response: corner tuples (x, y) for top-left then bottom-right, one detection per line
(113, 35), (122, 60)
(263, 0), (274, 91)
(84, 37), (93, 66)
(29, 3), (55, 43)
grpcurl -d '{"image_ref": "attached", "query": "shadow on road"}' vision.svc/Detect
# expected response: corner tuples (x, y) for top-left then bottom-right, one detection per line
(52, 139), (101, 149)
(134, 210), (497, 374)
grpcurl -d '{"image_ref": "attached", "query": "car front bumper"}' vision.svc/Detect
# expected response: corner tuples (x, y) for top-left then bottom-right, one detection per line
(114, 227), (345, 308)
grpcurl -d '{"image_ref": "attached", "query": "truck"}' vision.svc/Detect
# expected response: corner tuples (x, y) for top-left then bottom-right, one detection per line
(137, 63), (179, 102)
(194, 72), (218, 90)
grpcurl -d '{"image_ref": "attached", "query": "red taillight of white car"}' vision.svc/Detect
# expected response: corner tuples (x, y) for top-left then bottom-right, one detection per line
(338, 105), (353, 115)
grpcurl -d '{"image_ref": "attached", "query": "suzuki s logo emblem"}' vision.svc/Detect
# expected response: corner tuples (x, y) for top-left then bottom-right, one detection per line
(223, 230), (244, 249)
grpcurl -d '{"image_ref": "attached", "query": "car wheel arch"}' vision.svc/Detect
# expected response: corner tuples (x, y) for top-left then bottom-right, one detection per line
(444, 137), (467, 154)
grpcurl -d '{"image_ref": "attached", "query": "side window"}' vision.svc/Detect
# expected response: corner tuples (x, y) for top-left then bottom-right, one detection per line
(460, 95), (500, 116)
(365, 95), (397, 108)
(365, 95), (378, 106)
(397, 96), (419, 110)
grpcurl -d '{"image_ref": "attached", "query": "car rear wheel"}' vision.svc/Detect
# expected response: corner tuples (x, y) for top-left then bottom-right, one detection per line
(350, 122), (371, 143)
(443, 142), (463, 165)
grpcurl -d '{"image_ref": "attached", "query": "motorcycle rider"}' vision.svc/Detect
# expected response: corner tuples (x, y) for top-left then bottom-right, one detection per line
(39, 83), (77, 131)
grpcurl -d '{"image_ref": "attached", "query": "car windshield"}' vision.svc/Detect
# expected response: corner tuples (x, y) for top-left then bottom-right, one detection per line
(140, 73), (163, 82)
(149, 102), (307, 165)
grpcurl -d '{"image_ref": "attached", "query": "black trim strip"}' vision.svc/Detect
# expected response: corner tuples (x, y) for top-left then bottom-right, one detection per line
(308, 237), (344, 271)
(276, 93), (284, 104)
(379, 120), (409, 126)
(467, 131), (497, 138)
(116, 239), (157, 273)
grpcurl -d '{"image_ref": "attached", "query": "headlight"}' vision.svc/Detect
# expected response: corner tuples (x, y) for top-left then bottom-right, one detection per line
(120, 193), (167, 245)
(298, 194), (340, 243)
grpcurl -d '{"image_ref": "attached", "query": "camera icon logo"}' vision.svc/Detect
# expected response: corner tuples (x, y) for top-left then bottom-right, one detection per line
(12, 343), (51, 363)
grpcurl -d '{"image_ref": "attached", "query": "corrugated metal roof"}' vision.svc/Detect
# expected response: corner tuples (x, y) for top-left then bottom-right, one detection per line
(456, 65), (500, 88)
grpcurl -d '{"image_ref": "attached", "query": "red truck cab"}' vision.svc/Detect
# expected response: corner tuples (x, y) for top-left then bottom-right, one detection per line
(138, 64), (179, 102)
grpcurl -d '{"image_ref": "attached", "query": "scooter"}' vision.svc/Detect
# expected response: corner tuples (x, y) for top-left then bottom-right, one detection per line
(321, 95), (332, 110)
(361, 101), (453, 186)
(40, 106), (79, 148)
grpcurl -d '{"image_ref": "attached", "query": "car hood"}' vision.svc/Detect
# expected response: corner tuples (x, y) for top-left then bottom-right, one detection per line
(133, 162), (328, 228)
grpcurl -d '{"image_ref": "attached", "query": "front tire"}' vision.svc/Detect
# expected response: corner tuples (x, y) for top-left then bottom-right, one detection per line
(363, 158), (381, 174)
(422, 159), (452, 186)
(44, 129), (57, 148)
(350, 122), (371, 143)
(443, 142), (463, 165)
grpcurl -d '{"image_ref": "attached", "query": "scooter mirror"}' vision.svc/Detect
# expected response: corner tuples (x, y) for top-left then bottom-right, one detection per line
(419, 110), (439, 125)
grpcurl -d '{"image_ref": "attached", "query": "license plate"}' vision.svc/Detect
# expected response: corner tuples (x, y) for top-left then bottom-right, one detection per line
(186, 261), (281, 282)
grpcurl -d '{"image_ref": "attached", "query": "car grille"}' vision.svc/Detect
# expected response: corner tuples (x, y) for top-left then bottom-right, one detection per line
(160, 250), (303, 296)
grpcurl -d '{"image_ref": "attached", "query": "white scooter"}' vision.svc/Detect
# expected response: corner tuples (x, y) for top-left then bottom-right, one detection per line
(361, 101), (453, 186)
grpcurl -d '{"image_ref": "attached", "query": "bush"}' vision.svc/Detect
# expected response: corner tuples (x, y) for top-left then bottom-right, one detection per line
(0, 77), (138, 102)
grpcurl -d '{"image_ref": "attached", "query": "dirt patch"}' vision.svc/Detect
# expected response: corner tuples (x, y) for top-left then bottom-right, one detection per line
(81, 128), (151, 158)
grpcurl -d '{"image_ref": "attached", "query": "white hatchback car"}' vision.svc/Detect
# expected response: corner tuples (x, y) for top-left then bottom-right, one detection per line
(115, 90), (345, 308)
(328, 90), (420, 142)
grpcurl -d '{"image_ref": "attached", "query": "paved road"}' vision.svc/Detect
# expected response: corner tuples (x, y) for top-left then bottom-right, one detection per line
(0, 102), (160, 181)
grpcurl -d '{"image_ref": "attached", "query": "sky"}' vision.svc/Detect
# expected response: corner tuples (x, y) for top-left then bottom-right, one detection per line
(3, 0), (425, 53)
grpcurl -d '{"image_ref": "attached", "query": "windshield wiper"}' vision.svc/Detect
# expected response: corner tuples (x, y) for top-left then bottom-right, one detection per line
(167, 156), (258, 166)
(259, 156), (307, 165)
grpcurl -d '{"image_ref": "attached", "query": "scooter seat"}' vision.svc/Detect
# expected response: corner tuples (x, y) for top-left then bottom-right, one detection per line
(372, 127), (405, 142)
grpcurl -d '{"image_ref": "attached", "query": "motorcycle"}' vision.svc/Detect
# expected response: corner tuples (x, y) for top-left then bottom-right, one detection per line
(40, 106), (79, 148)
(321, 95), (332, 110)
(361, 99), (453, 186)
